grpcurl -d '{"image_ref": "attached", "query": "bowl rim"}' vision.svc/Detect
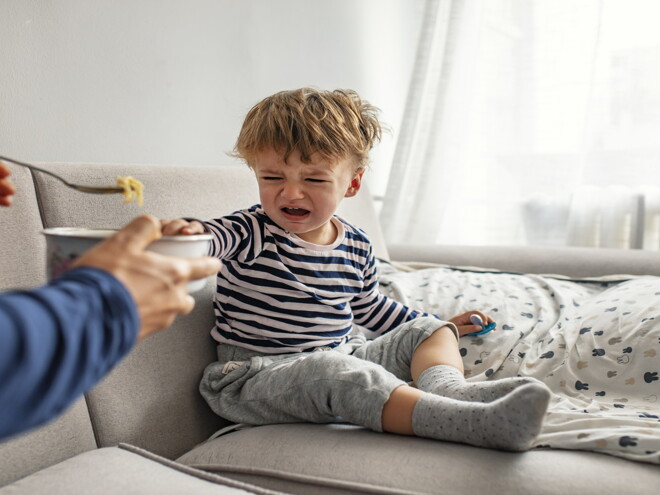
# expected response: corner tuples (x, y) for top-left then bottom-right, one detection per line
(42, 227), (213, 242)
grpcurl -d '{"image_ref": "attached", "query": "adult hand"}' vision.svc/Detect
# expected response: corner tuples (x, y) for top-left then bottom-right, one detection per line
(72, 215), (221, 340)
(0, 163), (16, 207)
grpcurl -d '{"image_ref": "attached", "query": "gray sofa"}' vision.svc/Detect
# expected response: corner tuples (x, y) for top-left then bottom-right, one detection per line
(1, 162), (659, 494)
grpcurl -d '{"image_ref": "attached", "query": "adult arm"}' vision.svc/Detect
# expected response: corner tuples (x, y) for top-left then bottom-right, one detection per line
(0, 215), (221, 440)
(0, 267), (138, 440)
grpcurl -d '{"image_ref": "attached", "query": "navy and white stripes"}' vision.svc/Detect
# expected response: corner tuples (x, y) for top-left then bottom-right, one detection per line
(204, 206), (430, 353)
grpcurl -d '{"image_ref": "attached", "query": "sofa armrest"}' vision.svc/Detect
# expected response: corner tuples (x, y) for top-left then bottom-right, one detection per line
(0, 445), (283, 495)
(387, 243), (660, 278)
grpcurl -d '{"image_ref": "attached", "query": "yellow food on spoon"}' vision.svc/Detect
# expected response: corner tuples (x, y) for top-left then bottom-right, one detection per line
(116, 176), (144, 206)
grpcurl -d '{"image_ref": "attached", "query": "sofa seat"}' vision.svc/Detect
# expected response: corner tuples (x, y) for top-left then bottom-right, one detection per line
(177, 423), (660, 495)
(0, 444), (284, 495)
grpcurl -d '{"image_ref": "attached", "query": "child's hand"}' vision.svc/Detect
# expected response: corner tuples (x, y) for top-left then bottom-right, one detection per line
(449, 311), (496, 337)
(160, 218), (206, 236)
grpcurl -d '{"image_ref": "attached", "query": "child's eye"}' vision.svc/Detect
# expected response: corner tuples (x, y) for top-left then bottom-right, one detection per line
(262, 176), (281, 181)
(306, 178), (326, 183)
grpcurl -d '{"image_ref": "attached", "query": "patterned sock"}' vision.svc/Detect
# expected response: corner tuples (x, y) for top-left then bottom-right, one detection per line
(417, 365), (544, 403)
(411, 383), (550, 451)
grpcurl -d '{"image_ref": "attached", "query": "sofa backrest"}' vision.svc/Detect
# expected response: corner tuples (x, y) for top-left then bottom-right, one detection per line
(0, 164), (47, 290)
(27, 162), (388, 460)
(0, 163), (97, 486)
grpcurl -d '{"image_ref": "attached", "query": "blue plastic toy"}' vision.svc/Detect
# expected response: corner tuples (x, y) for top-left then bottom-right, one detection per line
(468, 314), (496, 336)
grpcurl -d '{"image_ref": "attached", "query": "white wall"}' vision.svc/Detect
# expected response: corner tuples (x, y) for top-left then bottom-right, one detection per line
(0, 0), (424, 195)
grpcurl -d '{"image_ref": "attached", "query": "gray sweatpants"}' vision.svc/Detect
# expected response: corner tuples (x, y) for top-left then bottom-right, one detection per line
(200, 317), (456, 432)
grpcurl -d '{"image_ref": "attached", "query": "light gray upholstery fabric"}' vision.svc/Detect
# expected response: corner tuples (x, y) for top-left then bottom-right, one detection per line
(0, 445), (286, 495)
(0, 399), (97, 487)
(178, 424), (660, 495)
(388, 243), (660, 278)
(0, 163), (47, 290)
(32, 162), (389, 260)
(84, 282), (228, 459)
(32, 162), (260, 229)
(0, 163), (97, 487)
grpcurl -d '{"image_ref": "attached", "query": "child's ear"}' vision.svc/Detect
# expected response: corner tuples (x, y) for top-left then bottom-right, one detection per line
(345, 169), (365, 198)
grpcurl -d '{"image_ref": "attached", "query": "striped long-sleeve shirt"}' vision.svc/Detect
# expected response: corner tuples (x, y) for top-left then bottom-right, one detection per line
(203, 205), (434, 353)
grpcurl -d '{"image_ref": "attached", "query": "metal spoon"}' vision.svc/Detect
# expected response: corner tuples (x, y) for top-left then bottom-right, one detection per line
(0, 155), (123, 194)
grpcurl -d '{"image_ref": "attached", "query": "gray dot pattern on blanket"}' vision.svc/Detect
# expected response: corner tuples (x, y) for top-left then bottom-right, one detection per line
(376, 262), (660, 465)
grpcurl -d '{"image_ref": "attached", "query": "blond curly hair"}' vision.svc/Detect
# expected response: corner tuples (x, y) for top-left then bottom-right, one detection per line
(233, 88), (383, 170)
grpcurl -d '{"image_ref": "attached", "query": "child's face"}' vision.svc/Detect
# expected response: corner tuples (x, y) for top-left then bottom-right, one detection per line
(252, 148), (363, 245)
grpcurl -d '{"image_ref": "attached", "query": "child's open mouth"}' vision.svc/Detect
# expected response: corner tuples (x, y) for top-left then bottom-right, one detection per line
(281, 207), (310, 217)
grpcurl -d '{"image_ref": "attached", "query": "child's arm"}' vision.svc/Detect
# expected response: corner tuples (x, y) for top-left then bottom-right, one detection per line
(351, 247), (434, 334)
(355, 288), (495, 338)
(160, 209), (262, 261)
(352, 245), (495, 338)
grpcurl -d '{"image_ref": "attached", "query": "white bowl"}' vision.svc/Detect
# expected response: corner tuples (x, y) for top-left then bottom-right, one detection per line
(42, 227), (214, 293)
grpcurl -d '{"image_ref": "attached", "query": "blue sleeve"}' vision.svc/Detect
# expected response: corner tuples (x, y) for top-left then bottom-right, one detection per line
(0, 267), (139, 440)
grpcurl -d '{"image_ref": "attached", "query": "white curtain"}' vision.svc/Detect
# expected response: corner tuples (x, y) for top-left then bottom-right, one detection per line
(380, 0), (660, 250)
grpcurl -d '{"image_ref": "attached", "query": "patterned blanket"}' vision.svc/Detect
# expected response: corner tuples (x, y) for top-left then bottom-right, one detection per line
(376, 261), (660, 464)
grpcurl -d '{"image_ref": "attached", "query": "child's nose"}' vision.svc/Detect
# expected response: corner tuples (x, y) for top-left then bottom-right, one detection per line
(281, 182), (304, 199)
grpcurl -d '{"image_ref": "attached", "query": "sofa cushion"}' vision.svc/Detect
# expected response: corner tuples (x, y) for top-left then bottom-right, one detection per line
(0, 444), (285, 495)
(83, 283), (228, 459)
(177, 423), (660, 495)
(31, 161), (389, 261)
(0, 163), (98, 487)
(0, 399), (96, 487)
(0, 163), (47, 290)
(31, 163), (261, 230)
